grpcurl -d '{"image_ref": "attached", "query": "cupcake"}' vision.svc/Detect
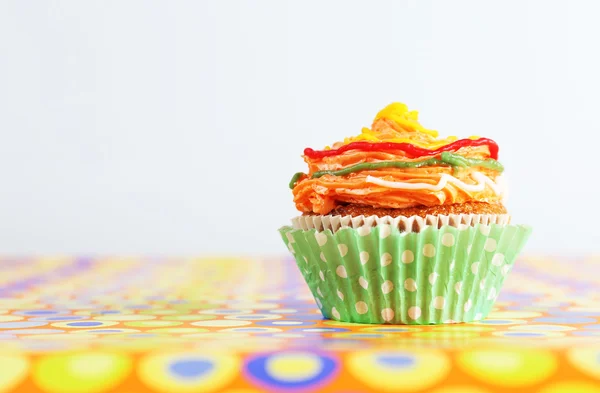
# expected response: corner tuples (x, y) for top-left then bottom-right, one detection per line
(279, 102), (531, 324)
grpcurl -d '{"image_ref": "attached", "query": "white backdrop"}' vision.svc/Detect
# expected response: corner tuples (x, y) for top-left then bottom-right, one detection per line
(0, 1), (598, 255)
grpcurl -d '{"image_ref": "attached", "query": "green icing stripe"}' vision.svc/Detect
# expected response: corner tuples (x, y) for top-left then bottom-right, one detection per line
(313, 152), (503, 178)
(289, 172), (305, 189)
(313, 157), (442, 178)
(288, 152), (503, 189)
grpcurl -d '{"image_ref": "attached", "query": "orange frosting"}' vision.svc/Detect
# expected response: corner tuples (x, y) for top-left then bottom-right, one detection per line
(292, 103), (504, 214)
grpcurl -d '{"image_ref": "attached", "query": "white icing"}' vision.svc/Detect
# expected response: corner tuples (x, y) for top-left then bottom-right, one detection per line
(365, 171), (505, 196)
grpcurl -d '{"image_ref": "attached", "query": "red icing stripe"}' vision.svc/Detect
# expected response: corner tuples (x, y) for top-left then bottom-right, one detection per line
(304, 138), (499, 160)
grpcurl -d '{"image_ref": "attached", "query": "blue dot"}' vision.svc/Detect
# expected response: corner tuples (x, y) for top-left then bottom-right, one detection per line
(1, 329), (65, 335)
(479, 319), (514, 325)
(550, 311), (600, 317)
(245, 353), (338, 389)
(376, 355), (415, 368)
(169, 359), (214, 379)
(573, 331), (600, 337)
(283, 303), (317, 309)
(19, 310), (62, 316)
(88, 329), (122, 333)
(212, 309), (247, 314)
(534, 317), (596, 324)
(269, 309), (295, 314)
(256, 320), (315, 327)
(30, 316), (86, 322)
(584, 325), (600, 330)
(289, 327), (350, 333)
(67, 321), (104, 327)
(286, 314), (322, 321)
(97, 310), (121, 314)
(0, 321), (49, 329)
(501, 332), (546, 337)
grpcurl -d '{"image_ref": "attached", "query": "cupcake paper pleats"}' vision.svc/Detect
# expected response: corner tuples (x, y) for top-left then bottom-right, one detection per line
(279, 223), (532, 325)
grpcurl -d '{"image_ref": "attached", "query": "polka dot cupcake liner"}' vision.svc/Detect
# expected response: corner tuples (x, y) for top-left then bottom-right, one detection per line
(279, 220), (532, 325)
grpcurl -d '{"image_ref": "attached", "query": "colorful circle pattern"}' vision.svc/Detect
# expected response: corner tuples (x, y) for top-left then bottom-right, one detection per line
(245, 352), (338, 391)
(347, 350), (451, 391)
(0, 256), (600, 392)
(138, 353), (240, 393)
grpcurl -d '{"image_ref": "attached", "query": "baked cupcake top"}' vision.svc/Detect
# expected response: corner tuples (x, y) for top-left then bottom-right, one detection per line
(290, 103), (506, 215)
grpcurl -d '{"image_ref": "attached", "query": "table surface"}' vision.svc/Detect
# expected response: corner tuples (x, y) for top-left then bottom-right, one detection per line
(0, 256), (599, 393)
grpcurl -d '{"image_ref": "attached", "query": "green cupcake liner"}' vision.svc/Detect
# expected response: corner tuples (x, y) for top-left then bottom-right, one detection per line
(279, 222), (532, 325)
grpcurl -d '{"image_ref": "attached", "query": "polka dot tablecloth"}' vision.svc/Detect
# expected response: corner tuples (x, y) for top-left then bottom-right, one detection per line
(1, 256), (600, 392)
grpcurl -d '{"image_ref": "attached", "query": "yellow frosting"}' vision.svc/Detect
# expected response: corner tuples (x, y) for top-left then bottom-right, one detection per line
(334, 102), (477, 149)
(374, 102), (438, 137)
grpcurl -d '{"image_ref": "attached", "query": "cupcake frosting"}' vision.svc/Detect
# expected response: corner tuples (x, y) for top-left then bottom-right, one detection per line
(290, 102), (506, 215)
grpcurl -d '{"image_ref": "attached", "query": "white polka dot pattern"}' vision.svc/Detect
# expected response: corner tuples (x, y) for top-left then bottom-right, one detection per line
(357, 226), (371, 236)
(331, 307), (340, 320)
(464, 299), (473, 312)
(315, 232), (328, 246)
(355, 301), (368, 314)
(404, 278), (417, 292)
(335, 265), (347, 278)
(433, 296), (445, 309)
(358, 276), (369, 289)
(441, 233), (455, 247)
(429, 272), (439, 285)
(484, 238), (497, 252)
(479, 225), (491, 236)
(401, 250), (414, 264)
(279, 217), (530, 325)
(286, 232), (295, 243)
(381, 308), (394, 322)
(408, 306), (422, 320)
(381, 280), (394, 294)
(359, 252), (370, 265)
(423, 244), (436, 258)
(454, 282), (463, 294)
(380, 253), (392, 266)
(379, 225), (391, 238)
